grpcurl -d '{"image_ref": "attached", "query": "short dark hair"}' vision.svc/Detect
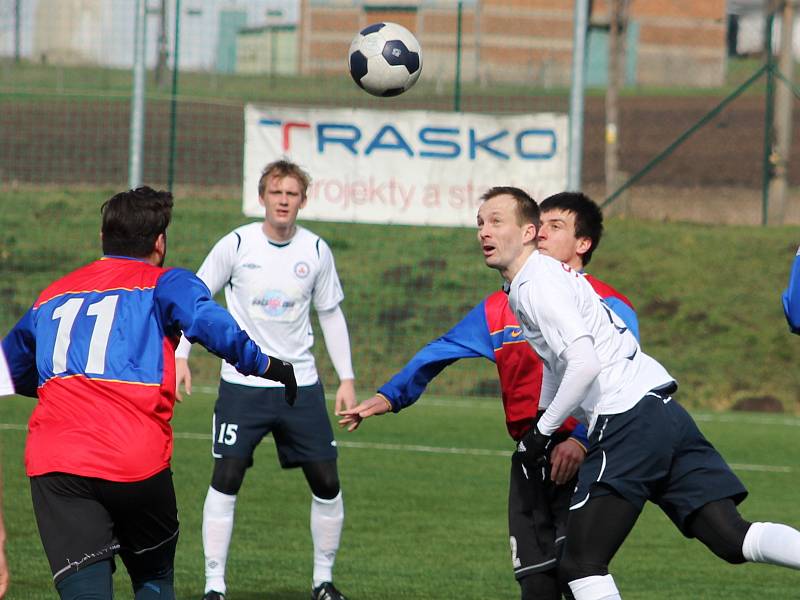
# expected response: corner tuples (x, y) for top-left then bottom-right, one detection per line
(480, 186), (540, 227)
(101, 186), (173, 258)
(258, 159), (311, 199)
(539, 192), (603, 266)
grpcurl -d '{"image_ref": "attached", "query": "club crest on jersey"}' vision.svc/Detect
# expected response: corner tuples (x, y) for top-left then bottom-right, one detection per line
(252, 291), (295, 316)
(294, 261), (310, 278)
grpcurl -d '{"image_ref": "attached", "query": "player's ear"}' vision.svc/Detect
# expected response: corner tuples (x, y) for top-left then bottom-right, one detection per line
(154, 233), (166, 255)
(257, 192), (266, 208)
(576, 236), (592, 258)
(522, 222), (537, 245)
(300, 192), (308, 209)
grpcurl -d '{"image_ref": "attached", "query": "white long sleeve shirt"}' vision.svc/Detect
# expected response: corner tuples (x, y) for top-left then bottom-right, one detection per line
(508, 251), (674, 434)
(176, 222), (352, 387)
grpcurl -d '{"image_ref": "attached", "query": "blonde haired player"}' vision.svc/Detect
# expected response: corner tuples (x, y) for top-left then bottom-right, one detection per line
(176, 159), (355, 600)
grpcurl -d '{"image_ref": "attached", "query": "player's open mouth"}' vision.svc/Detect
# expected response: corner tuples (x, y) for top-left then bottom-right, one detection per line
(482, 244), (495, 256)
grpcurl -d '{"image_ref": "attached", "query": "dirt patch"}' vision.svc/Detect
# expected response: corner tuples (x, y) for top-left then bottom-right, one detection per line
(731, 395), (785, 413)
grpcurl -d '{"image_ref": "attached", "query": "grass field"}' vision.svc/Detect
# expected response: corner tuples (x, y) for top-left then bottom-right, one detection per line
(1, 185), (800, 597)
(2, 391), (799, 599)
(2, 186), (800, 411)
(0, 58), (775, 105)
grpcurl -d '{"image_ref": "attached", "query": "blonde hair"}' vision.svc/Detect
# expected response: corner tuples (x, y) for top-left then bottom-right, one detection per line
(257, 159), (311, 199)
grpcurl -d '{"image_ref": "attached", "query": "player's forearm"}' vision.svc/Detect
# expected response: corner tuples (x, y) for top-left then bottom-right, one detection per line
(318, 306), (355, 380)
(537, 337), (600, 435)
(185, 302), (268, 377)
(174, 334), (192, 359)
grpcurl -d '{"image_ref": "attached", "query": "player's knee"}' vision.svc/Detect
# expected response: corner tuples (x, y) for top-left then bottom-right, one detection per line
(304, 461), (340, 500)
(690, 500), (751, 564)
(519, 570), (560, 600)
(309, 471), (340, 499)
(558, 551), (608, 589)
(211, 457), (249, 495)
(56, 559), (113, 600)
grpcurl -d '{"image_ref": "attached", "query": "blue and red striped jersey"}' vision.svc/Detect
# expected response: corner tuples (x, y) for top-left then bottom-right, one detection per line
(2, 256), (269, 482)
(378, 275), (638, 441)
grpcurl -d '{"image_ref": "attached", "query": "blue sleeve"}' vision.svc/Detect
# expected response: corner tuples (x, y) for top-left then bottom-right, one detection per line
(379, 301), (495, 411)
(2, 307), (39, 397)
(155, 268), (269, 377)
(605, 296), (640, 343)
(569, 423), (589, 449)
(783, 252), (800, 334)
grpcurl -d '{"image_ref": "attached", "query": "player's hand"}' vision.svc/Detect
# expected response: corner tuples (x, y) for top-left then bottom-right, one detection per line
(0, 526), (8, 599)
(338, 394), (392, 432)
(517, 424), (552, 474)
(175, 358), (192, 402)
(334, 379), (357, 415)
(549, 438), (586, 485)
(0, 547), (7, 599)
(263, 357), (297, 406)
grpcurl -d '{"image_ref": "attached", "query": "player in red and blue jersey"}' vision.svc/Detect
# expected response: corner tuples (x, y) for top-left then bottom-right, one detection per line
(341, 191), (637, 600)
(1, 187), (296, 600)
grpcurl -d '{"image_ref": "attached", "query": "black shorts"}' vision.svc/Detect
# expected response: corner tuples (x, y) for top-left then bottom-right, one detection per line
(212, 379), (338, 468)
(572, 388), (748, 536)
(30, 468), (179, 584)
(508, 431), (576, 580)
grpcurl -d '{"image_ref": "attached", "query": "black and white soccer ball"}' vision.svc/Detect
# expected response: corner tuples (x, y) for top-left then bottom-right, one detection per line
(348, 22), (423, 97)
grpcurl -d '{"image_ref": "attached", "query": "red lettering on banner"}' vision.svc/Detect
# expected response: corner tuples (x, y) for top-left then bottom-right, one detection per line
(282, 122), (311, 151)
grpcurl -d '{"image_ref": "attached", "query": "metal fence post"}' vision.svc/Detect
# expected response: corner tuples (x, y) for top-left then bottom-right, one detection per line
(128, 0), (148, 190)
(762, 8), (776, 226)
(567, 0), (589, 191)
(454, 1), (463, 112)
(168, 0), (182, 192)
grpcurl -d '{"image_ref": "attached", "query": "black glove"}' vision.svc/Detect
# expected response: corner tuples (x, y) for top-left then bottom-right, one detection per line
(263, 356), (297, 406)
(516, 424), (553, 474)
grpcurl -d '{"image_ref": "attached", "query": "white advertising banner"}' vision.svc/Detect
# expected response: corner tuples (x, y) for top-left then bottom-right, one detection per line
(243, 105), (568, 228)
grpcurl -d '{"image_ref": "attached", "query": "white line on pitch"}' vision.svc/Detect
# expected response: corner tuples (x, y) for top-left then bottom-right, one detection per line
(1, 423), (793, 473)
(171, 431), (795, 471)
(193, 385), (800, 426)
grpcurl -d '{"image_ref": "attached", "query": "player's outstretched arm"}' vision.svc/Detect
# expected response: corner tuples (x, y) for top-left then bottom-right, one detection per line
(334, 378), (356, 415)
(338, 394), (393, 432)
(175, 358), (192, 402)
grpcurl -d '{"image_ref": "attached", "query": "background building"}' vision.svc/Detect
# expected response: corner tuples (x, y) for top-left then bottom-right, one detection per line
(300, 0), (727, 88)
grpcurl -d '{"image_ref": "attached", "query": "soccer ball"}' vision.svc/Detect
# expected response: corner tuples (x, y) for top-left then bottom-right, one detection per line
(348, 22), (422, 97)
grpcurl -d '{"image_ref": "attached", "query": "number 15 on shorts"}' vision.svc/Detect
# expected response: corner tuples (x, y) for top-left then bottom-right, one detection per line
(217, 422), (238, 445)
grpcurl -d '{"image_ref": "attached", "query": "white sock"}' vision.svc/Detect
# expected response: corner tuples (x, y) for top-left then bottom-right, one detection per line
(310, 491), (344, 588)
(742, 522), (800, 569)
(203, 486), (238, 594)
(569, 574), (622, 600)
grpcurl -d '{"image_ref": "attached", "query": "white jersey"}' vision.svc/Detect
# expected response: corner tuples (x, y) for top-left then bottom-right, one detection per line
(193, 222), (344, 387)
(508, 251), (674, 432)
(0, 347), (13, 396)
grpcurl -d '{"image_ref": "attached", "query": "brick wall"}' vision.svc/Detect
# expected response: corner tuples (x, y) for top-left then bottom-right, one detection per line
(300, 0), (727, 88)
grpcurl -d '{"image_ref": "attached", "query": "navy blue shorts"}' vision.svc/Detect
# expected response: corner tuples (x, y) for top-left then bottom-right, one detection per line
(212, 379), (338, 468)
(571, 388), (748, 537)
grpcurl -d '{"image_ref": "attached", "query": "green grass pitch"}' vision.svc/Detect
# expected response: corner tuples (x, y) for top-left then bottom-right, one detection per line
(1, 391), (798, 599)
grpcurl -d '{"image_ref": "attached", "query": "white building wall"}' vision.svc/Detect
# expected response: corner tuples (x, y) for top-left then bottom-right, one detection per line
(0, 0), (298, 71)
